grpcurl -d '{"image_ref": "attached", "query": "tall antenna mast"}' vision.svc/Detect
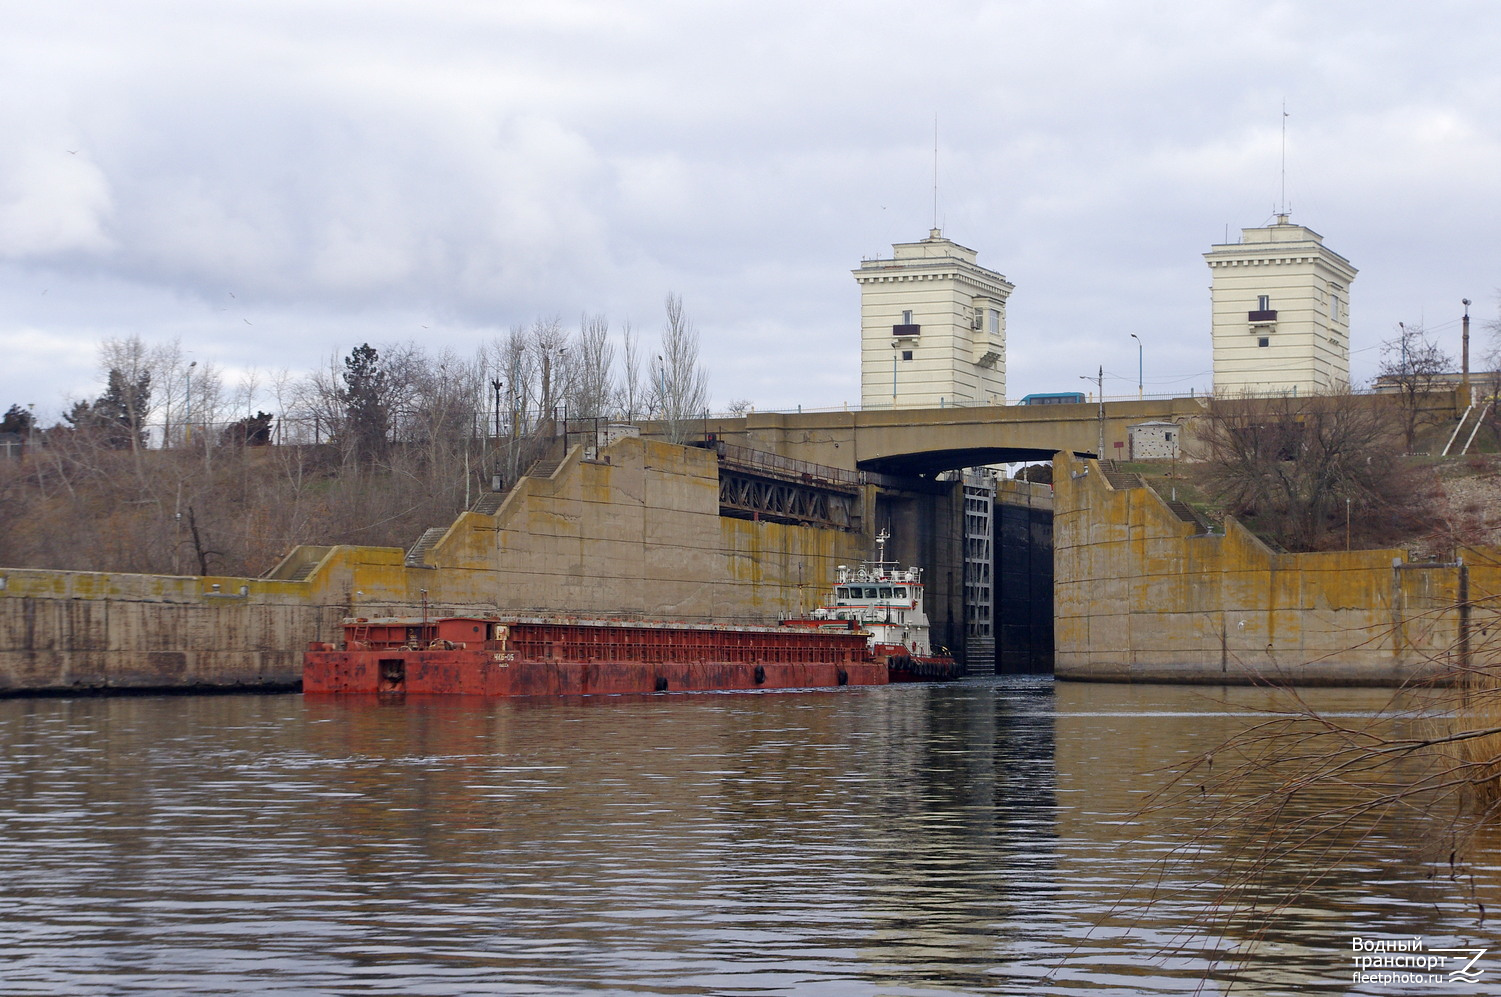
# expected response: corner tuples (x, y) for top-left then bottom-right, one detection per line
(1279, 100), (1289, 219)
(932, 113), (939, 232)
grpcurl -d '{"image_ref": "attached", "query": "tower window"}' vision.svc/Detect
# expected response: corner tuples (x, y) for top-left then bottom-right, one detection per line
(902, 350), (913, 361)
(1258, 337), (1270, 348)
(901, 310), (913, 324)
(1257, 295), (1270, 311)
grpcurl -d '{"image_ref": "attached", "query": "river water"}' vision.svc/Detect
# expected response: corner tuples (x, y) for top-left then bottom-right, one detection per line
(1, 677), (1497, 995)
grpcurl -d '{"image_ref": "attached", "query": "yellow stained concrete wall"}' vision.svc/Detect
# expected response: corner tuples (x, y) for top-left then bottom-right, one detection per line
(0, 569), (337, 692)
(1053, 450), (1496, 684)
(0, 437), (869, 693)
(347, 437), (863, 621)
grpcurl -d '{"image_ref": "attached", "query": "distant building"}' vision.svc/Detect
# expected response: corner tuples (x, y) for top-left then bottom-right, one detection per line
(1128, 421), (1180, 460)
(1205, 215), (1357, 396)
(1371, 370), (1498, 394)
(854, 229), (1013, 408)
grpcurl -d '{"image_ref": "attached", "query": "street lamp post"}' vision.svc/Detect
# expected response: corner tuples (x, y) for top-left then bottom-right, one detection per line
(1463, 299), (1472, 396)
(1130, 333), (1142, 400)
(185, 361), (196, 446)
(491, 378), (503, 441)
(1080, 365), (1104, 458)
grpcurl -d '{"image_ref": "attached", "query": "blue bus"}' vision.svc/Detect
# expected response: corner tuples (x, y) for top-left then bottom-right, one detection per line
(1020, 392), (1086, 406)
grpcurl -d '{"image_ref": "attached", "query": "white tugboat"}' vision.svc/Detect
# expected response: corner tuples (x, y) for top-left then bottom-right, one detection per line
(783, 531), (962, 682)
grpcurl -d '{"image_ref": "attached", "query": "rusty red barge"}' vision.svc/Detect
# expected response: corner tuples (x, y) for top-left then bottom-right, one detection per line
(303, 615), (888, 697)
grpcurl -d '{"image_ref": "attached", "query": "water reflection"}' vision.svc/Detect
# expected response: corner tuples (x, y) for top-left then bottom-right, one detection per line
(0, 680), (1494, 995)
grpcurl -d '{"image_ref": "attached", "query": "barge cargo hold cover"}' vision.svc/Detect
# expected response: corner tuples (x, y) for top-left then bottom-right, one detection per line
(303, 616), (887, 697)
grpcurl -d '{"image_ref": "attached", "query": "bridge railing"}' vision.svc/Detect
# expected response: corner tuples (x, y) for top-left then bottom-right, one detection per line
(723, 393), (1204, 416)
(720, 384), (1445, 418)
(706, 441), (864, 488)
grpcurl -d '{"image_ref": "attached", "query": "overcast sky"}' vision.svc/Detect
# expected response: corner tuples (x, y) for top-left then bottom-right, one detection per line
(3, 0), (1499, 422)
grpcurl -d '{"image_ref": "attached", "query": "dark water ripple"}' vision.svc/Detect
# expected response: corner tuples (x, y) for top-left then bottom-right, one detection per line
(0, 678), (1496, 995)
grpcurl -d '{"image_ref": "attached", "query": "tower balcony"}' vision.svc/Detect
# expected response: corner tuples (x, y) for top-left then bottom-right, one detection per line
(1248, 309), (1278, 323)
(892, 323), (921, 337)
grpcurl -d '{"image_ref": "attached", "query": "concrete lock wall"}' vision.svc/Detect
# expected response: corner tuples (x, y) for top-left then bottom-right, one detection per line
(0, 437), (872, 694)
(1053, 450), (1501, 685)
(996, 479), (1054, 674)
(0, 572), (335, 693)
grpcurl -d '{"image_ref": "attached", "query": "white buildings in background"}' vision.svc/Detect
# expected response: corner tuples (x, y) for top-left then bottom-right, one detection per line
(854, 229), (1013, 409)
(850, 212), (1357, 409)
(1205, 215), (1358, 396)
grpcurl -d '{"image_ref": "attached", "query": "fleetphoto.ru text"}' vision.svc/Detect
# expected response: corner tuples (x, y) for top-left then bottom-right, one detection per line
(1350, 936), (1487, 988)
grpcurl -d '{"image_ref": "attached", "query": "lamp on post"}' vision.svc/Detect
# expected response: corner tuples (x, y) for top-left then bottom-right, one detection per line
(1080, 365), (1105, 458)
(185, 360), (196, 446)
(490, 378), (503, 441)
(1463, 299), (1472, 397)
(1130, 333), (1142, 400)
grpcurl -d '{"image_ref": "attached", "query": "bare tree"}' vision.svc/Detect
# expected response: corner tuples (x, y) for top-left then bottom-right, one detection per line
(1195, 390), (1429, 552)
(528, 317), (571, 425)
(267, 367), (295, 444)
(232, 366), (262, 424)
(1140, 667), (1501, 972)
(490, 326), (534, 431)
(655, 292), (709, 444)
(568, 313), (615, 419)
(186, 360), (225, 449)
(488, 326), (536, 483)
(294, 350), (349, 449)
(1475, 298), (1501, 446)
(153, 338), (187, 446)
(620, 320), (643, 422)
(1378, 321), (1455, 451)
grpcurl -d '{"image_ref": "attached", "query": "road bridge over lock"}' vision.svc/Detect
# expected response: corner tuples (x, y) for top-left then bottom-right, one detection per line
(656, 396), (1207, 676)
(697, 396), (1206, 477)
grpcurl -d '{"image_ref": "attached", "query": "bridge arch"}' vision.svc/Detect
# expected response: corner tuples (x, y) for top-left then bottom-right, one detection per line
(697, 398), (1203, 477)
(855, 446), (1059, 478)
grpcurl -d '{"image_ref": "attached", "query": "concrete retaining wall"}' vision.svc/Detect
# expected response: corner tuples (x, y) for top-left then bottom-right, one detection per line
(0, 437), (870, 694)
(1054, 450), (1501, 685)
(0, 571), (333, 693)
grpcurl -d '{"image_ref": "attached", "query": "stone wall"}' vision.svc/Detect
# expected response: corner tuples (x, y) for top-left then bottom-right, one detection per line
(0, 437), (871, 694)
(0, 571), (334, 693)
(1053, 450), (1501, 685)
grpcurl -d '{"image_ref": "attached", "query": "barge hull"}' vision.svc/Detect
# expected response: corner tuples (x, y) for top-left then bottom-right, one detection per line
(303, 616), (887, 697)
(303, 652), (887, 696)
